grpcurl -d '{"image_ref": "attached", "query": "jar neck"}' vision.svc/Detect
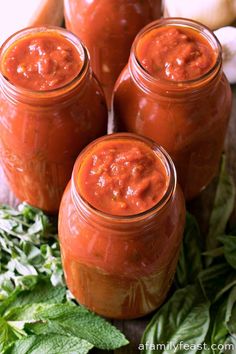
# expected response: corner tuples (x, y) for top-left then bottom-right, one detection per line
(129, 18), (223, 99)
(0, 26), (91, 106)
(70, 133), (177, 234)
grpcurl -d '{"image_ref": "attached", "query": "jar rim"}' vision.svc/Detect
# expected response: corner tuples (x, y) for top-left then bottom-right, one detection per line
(0, 25), (89, 101)
(130, 17), (222, 93)
(71, 133), (177, 223)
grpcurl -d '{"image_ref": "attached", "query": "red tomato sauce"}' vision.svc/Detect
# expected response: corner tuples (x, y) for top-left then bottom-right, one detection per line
(78, 139), (169, 215)
(136, 26), (216, 81)
(1, 32), (83, 90)
(0, 27), (108, 213)
(64, 0), (161, 107)
(59, 134), (186, 318)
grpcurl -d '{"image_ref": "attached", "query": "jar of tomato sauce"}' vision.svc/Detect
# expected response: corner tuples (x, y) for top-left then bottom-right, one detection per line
(113, 18), (232, 200)
(0, 26), (108, 213)
(59, 133), (185, 319)
(64, 0), (162, 107)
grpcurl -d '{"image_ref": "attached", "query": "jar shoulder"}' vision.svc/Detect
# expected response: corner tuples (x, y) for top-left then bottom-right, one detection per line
(114, 67), (232, 114)
(0, 71), (107, 116)
(59, 181), (186, 256)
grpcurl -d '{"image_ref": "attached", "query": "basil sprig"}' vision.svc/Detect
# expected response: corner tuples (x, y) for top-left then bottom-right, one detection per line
(142, 156), (236, 353)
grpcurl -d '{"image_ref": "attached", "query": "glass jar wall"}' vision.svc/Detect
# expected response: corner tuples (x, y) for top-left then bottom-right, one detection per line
(64, 0), (162, 107)
(113, 18), (232, 200)
(0, 26), (108, 213)
(59, 133), (185, 319)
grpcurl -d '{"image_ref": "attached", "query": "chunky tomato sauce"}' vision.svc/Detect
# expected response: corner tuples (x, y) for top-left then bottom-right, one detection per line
(59, 134), (186, 318)
(0, 27), (108, 213)
(113, 19), (232, 200)
(78, 139), (168, 215)
(136, 26), (216, 81)
(1, 32), (83, 90)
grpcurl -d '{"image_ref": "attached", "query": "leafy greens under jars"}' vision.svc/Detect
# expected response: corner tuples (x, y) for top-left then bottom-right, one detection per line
(0, 203), (128, 353)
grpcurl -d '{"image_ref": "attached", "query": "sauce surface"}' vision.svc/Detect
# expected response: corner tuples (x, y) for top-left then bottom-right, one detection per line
(78, 139), (168, 216)
(136, 26), (216, 81)
(1, 31), (83, 90)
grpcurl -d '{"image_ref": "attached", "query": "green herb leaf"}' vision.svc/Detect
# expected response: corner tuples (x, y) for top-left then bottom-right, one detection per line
(202, 247), (224, 258)
(26, 303), (129, 350)
(4, 303), (48, 322)
(141, 284), (210, 353)
(5, 334), (93, 354)
(198, 263), (236, 303)
(206, 156), (235, 255)
(210, 298), (229, 354)
(0, 203), (63, 300)
(224, 335), (236, 353)
(0, 278), (65, 317)
(218, 235), (236, 270)
(226, 287), (236, 334)
(176, 213), (203, 288)
(0, 317), (24, 353)
(9, 278), (65, 308)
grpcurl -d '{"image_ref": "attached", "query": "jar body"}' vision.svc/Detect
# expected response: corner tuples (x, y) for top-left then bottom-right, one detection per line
(113, 66), (232, 199)
(59, 181), (185, 319)
(64, 0), (161, 107)
(0, 73), (107, 213)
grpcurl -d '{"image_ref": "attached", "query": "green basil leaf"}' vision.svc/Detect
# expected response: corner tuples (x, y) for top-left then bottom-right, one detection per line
(210, 298), (229, 354)
(206, 156), (235, 255)
(5, 334), (93, 354)
(141, 284), (210, 354)
(202, 247), (224, 258)
(26, 303), (128, 350)
(199, 283), (236, 353)
(226, 287), (236, 334)
(176, 213), (203, 288)
(223, 335), (236, 353)
(218, 235), (236, 270)
(198, 263), (236, 303)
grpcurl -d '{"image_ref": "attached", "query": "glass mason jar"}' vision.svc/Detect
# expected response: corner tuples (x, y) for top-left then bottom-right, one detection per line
(64, 0), (162, 108)
(0, 26), (108, 213)
(59, 133), (185, 319)
(113, 18), (232, 200)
